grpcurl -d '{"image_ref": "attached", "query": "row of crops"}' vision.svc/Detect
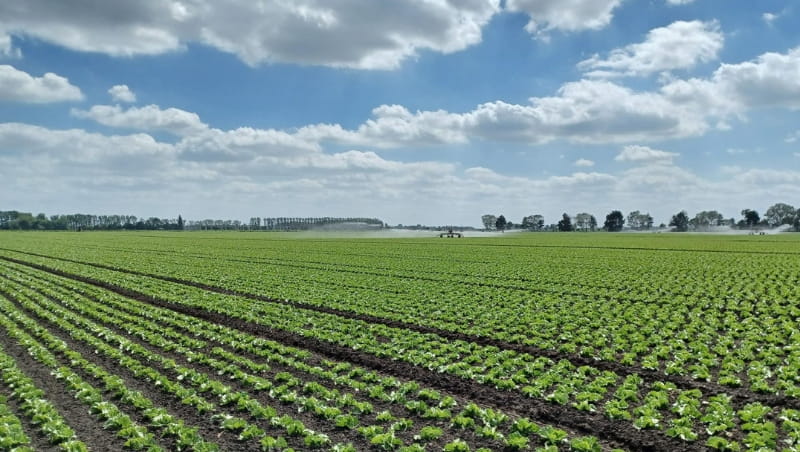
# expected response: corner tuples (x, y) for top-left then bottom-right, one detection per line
(0, 231), (799, 451)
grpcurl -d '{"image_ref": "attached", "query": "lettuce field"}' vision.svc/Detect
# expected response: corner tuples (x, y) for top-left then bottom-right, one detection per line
(0, 231), (799, 452)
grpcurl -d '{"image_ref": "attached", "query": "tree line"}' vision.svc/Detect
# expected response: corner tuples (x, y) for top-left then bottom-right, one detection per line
(0, 210), (385, 232)
(0, 211), (185, 231)
(482, 202), (800, 232)
(247, 217), (384, 231)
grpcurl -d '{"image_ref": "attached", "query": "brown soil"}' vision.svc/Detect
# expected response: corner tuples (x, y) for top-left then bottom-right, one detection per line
(0, 256), (702, 452)
(0, 382), (61, 452)
(0, 314), (132, 451)
(20, 270), (558, 452)
(2, 252), (795, 413)
(0, 289), (262, 452)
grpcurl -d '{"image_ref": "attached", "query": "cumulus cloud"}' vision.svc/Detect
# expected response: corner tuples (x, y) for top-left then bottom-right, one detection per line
(302, 80), (707, 147)
(505, 0), (622, 36)
(665, 0), (696, 5)
(176, 127), (319, 162)
(733, 169), (800, 186)
(574, 158), (595, 167)
(295, 46), (800, 149)
(71, 103), (321, 160)
(0, 119), (466, 217)
(579, 21), (723, 77)
(297, 105), (468, 148)
(763, 12), (779, 24)
(3, 119), (800, 226)
(66, 44), (800, 156)
(762, 10), (788, 26)
(0, 34), (20, 58)
(0, 0), (500, 70)
(108, 85), (136, 103)
(0, 65), (83, 102)
(72, 104), (208, 136)
(0, 122), (174, 178)
(615, 145), (679, 164)
(661, 47), (800, 117)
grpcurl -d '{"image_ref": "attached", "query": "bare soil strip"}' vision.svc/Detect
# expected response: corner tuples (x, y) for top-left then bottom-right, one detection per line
(19, 267), (575, 452)
(0, 383), (61, 452)
(0, 288), (270, 452)
(0, 256), (700, 452)
(1, 252), (795, 413)
(0, 309), (131, 451)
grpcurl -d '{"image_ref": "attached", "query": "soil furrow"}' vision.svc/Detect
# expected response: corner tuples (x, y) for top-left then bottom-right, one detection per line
(2, 252), (796, 413)
(0, 256), (697, 452)
(0, 289), (252, 451)
(0, 382), (61, 452)
(0, 306), (131, 451)
(22, 270), (571, 452)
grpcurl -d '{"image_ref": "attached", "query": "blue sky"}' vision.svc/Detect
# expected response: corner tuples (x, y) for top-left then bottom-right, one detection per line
(1, 0), (799, 227)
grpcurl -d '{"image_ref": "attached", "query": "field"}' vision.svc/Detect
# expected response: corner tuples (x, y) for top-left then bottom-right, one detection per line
(0, 231), (799, 452)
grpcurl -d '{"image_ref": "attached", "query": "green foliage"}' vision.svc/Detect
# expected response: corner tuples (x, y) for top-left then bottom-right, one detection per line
(4, 231), (800, 452)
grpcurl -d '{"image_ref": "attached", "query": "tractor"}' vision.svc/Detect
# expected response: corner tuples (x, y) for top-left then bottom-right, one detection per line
(439, 228), (463, 238)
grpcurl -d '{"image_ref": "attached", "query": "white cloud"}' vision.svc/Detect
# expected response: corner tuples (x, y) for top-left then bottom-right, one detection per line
(665, 0), (696, 5)
(3, 120), (800, 226)
(108, 85), (136, 103)
(505, 0), (622, 36)
(615, 145), (678, 164)
(0, 1), (500, 70)
(0, 122), (174, 173)
(64, 44), (800, 159)
(0, 65), (83, 103)
(298, 105), (468, 148)
(303, 80), (708, 147)
(0, 34), (20, 58)
(660, 46), (800, 121)
(787, 131), (800, 143)
(176, 127), (319, 162)
(763, 12), (779, 24)
(762, 10), (787, 26)
(619, 161), (702, 193)
(574, 158), (595, 167)
(72, 104), (208, 136)
(579, 21), (723, 77)
(733, 169), (800, 185)
(71, 103), (320, 160)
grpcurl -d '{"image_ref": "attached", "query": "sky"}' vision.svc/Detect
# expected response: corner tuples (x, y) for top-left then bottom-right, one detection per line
(1, 0), (799, 227)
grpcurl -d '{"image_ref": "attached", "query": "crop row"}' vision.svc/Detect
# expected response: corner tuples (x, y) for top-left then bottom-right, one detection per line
(0, 260), (611, 451)
(2, 236), (799, 398)
(3, 255), (799, 451)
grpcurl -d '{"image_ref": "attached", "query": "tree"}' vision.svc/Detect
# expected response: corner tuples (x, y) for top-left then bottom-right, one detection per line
(177, 215), (184, 230)
(670, 211), (690, 232)
(481, 214), (497, 231)
(522, 214), (545, 231)
(603, 210), (625, 232)
(521, 215), (535, 230)
(691, 210), (723, 231)
(764, 203), (797, 227)
(495, 215), (507, 232)
(526, 214), (545, 231)
(627, 211), (654, 230)
(575, 213), (596, 232)
(557, 213), (573, 232)
(741, 209), (760, 228)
